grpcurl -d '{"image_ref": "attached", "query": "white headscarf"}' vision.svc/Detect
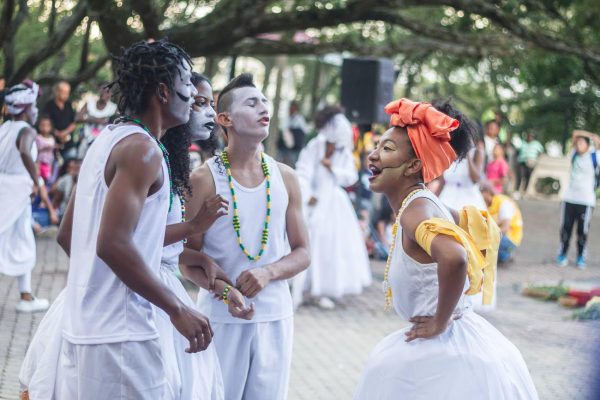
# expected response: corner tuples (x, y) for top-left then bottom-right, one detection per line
(4, 80), (40, 115)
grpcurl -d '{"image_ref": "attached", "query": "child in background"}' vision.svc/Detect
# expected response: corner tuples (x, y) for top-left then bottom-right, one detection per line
(35, 116), (56, 183)
(486, 143), (510, 193)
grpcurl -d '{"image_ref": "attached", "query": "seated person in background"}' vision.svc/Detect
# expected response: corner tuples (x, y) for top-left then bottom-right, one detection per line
(480, 182), (523, 264)
(50, 158), (81, 220)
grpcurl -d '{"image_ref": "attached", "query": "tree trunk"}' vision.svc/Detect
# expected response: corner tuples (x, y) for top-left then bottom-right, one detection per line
(265, 55), (286, 156)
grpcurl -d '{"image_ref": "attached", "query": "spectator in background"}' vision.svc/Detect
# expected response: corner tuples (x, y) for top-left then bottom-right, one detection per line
(43, 81), (77, 160)
(486, 143), (510, 194)
(483, 119), (500, 162)
(50, 158), (81, 221)
(76, 83), (117, 158)
(35, 115), (56, 184)
(480, 182), (523, 264)
(514, 131), (544, 198)
(557, 130), (600, 269)
(287, 101), (308, 160)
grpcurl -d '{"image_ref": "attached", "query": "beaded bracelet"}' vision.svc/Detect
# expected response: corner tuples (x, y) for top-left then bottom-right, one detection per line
(222, 285), (232, 305)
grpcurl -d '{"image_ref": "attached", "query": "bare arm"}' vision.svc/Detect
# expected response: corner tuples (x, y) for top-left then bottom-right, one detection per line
(17, 127), (39, 189)
(57, 186), (76, 256)
(572, 130), (600, 147)
(97, 136), (213, 352)
(236, 163), (311, 298)
(401, 200), (467, 341)
(467, 144), (484, 183)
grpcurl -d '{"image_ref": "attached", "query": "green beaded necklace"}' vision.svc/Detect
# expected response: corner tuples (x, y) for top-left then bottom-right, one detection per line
(220, 150), (271, 261)
(118, 116), (173, 212)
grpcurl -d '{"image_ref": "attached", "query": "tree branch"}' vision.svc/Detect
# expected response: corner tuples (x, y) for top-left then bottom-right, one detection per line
(36, 54), (110, 86)
(129, 0), (161, 38)
(9, 1), (88, 84)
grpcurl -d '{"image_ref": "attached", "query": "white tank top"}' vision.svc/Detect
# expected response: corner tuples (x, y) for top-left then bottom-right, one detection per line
(390, 190), (473, 320)
(162, 193), (184, 271)
(198, 154), (292, 323)
(0, 120), (37, 177)
(63, 124), (170, 344)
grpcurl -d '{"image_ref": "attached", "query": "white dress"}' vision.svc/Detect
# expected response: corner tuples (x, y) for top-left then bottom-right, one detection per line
(295, 131), (372, 301)
(354, 191), (538, 400)
(19, 194), (224, 400)
(439, 149), (487, 211)
(0, 120), (37, 277)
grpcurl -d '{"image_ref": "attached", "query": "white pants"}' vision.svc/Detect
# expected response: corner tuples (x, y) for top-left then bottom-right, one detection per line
(17, 271), (32, 293)
(55, 339), (167, 400)
(212, 318), (293, 400)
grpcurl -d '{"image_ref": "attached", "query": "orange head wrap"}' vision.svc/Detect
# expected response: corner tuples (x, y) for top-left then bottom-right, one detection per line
(384, 98), (459, 183)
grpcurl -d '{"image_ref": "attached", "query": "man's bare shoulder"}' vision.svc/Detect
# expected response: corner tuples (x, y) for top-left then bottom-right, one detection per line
(276, 162), (298, 181)
(111, 133), (162, 167)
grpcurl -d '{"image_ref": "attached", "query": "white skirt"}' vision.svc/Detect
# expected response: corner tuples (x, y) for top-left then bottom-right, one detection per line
(156, 264), (224, 400)
(354, 312), (538, 400)
(20, 268), (224, 400)
(304, 186), (372, 299)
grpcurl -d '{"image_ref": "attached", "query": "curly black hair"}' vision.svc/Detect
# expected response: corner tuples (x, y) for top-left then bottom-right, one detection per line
(162, 72), (215, 199)
(315, 105), (344, 130)
(107, 40), (192, 115)
(431, 99), (475, 161)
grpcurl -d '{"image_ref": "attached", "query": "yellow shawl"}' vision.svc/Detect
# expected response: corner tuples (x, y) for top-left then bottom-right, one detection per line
(415, 206), (500, 305)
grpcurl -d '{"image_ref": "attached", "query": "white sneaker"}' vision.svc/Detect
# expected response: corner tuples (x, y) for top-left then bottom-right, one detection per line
(16, 297), (50, 313)
(317, 297), (336, 310)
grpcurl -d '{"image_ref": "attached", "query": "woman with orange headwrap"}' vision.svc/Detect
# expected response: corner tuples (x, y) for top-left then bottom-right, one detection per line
(354, 99), (538, 399)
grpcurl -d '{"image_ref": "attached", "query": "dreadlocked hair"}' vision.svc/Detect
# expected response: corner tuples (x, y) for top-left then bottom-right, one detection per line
(108, 40), (192, 115)
(431, 99), (475, 161)
(162, 72), (214, 199)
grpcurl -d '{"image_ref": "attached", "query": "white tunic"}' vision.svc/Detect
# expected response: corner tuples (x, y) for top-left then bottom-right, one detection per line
(439, 148), (487, 211)
(294, 135), (372, 300)
(0, 120), (37, 276)
(354, 191), (539, 400)
(63, 124), (170, 344)
(198, 154), (292, 324)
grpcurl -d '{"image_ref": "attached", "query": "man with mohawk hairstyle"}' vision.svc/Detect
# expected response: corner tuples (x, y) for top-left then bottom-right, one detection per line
(186, 73), (311, 400)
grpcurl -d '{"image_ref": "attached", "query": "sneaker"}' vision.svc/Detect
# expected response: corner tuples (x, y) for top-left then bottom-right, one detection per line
(576, 256), (587, 269)
(556, 254), (568, 267)
(317, 297), (336, 310)
(16, 297), (50, 313)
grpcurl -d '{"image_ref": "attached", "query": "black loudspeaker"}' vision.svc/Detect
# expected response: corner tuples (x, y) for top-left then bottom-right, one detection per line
(341, 58), (395, 125)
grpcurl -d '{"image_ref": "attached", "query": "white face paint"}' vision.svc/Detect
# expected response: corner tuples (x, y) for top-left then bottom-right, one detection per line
(168, 63), (197, 126)
(228, 87), (271, 140)
(189, 80), (216, 141)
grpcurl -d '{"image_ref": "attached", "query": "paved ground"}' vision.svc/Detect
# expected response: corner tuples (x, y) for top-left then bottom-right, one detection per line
(1, 199), (599, 399)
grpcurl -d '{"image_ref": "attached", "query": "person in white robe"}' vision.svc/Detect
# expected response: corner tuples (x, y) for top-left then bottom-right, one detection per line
(0, 80), (49, 313)
(294, 106), (372, 309)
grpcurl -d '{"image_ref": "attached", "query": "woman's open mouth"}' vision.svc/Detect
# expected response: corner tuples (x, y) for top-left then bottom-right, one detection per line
(368, 164), (382, 181)
(203, 122), (215, 132)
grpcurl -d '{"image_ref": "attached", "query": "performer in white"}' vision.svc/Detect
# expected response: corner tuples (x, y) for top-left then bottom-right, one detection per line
(186, 74), (310, 400)
(76, 83), (118, 158)
(51, 41), (213, 399)
(355, 98), (538, 400)
(19, 70), (234, 400)
(0, 80), (49, 313)
(294, 106), (371, 309)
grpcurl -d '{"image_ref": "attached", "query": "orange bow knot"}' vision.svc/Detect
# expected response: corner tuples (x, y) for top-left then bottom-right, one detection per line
(384, 98), (459, 183)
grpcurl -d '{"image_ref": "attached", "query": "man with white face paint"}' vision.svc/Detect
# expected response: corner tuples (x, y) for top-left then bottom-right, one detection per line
(39, 40), (215, 400)
(186, 73), (311, 400)
(0, 79), (50, 313)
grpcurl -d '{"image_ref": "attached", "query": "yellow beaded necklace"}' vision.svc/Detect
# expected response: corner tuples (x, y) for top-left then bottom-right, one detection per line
(383, 187), (425, 310)
(220, 150), (271, 261)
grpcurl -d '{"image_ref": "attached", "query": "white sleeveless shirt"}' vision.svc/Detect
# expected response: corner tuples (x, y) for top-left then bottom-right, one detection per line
(63, 124), (170, 344)
(198, 154), (293, 323)
(390, 190), (473, 320)
(0, 120), (37, 177)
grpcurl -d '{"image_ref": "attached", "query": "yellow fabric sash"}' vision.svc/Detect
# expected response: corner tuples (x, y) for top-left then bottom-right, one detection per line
(415, 206), (500, 305)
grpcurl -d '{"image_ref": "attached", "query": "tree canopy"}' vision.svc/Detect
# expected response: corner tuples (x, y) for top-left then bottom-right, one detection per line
(2, 0), (599, 142)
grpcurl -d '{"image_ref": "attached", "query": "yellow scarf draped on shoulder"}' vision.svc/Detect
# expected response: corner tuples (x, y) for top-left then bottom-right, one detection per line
(414, 206), (500, 305)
